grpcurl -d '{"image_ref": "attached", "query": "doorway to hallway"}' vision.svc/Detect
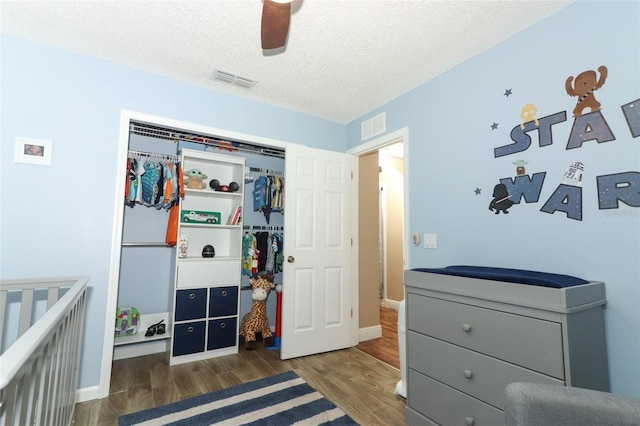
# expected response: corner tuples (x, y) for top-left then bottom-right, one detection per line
(355, 306), (399, 369)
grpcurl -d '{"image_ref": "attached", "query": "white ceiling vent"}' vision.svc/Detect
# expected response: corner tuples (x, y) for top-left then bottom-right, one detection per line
(210, 69), (257, 88)
(361, 112), (386, 141)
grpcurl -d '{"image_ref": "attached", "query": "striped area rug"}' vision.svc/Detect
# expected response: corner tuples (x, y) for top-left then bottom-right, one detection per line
(118, 371), (358, 425)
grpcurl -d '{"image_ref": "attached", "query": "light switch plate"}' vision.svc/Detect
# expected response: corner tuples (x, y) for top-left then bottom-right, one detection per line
(424, 233), (437, 249)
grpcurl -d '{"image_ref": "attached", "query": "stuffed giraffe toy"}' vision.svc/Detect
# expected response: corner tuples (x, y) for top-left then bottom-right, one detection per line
(239, 275), (275, 350)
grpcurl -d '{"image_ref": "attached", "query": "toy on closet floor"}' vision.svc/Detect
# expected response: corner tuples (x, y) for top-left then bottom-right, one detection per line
(184, 168), (208, 189)
(115, 306), (140, 337)
(239, 274), (275, 350)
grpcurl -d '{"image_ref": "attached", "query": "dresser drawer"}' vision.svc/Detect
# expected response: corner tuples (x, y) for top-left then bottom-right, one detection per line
(407, 295), (564, 379)
(177, 260), (241, 289)
(408, 369), (504, 426)
(408, 331), (564, 409)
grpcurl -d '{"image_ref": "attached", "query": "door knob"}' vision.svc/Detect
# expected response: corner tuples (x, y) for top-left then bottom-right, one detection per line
(287, 256), (295, 263)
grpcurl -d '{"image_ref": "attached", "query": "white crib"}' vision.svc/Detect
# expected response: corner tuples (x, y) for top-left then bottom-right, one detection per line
(0, 276), (88, 426)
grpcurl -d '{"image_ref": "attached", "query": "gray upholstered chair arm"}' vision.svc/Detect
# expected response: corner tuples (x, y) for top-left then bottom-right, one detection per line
(504, 382), (640, 426)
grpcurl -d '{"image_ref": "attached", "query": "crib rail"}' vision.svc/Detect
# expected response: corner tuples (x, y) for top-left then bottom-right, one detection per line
(0, 276), (89, 426)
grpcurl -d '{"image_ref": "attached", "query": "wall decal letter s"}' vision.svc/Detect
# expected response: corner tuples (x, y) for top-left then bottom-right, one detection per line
(494, 112), (566, 158)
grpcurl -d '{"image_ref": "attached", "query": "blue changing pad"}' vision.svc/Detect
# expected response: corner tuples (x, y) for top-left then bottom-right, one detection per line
(411, 265), (589, 289)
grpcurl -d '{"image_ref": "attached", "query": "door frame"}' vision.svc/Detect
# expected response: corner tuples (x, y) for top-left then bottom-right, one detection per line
(100, 109), (288, 398)
(347, 127), (409, 321)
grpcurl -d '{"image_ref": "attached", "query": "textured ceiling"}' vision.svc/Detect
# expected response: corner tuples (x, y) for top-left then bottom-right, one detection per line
(1, 0), (573, 124)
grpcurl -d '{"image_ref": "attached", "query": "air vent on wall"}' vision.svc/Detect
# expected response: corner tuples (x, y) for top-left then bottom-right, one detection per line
(361, 112), (386, 141)
(210, 69), (257, 88)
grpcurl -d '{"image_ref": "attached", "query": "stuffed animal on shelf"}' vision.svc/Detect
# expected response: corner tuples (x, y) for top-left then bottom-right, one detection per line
(239, 275), (275, 350)
(184, 168), (208, 190)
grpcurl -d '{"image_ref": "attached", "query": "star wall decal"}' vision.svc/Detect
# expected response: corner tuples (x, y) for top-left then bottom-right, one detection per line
(504, 89), (513, 97)
(491, 122), (499, 130)
(474, 188), (482, 195)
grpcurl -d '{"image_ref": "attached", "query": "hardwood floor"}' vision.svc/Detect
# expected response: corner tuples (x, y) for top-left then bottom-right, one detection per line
(74, 338), (405, 425)
(356, 306), (400, 370)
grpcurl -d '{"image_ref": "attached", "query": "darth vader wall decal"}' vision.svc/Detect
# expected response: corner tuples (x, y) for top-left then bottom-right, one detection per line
(489, 183), (514, 214)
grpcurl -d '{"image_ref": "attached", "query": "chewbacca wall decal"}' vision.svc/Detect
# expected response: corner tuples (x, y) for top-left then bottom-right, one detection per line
(565, 65), (608, 117)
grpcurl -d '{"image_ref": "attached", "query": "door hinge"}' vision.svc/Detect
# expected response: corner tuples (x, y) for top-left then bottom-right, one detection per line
(351, 308), (353, 317)
(351, 171), (353, 179)
(350, 238), (353, 246)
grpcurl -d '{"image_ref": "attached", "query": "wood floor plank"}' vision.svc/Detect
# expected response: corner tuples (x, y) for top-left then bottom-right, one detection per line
(152, 383), (183, 407)
(356, 306), (400, 369)
(74, 307), (404, 425)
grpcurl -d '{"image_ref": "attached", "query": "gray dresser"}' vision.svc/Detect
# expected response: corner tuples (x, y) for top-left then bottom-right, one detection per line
(404, 268), (609, 426)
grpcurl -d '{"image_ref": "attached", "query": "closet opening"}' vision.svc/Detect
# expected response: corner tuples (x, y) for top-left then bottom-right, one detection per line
(101, 110), (287, 398)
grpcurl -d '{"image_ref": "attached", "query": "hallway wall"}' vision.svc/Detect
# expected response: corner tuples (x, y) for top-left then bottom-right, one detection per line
(380, 154), (404, 303)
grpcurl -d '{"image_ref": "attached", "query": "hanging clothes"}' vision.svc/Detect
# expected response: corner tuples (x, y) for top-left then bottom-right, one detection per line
(252, 174), (285, 224)
(241, 228), (284, 277)
(265, 232), (284, 275)
(242, 232), (257, 277)
(125, 157), (138, 207)
(125, 151), (180, 211)
(141, 160), (160, 207)
(255, 231), (269, 273)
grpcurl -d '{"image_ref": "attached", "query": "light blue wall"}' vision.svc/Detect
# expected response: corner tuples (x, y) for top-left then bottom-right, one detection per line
(0, 34), (344, 390)
(347, 1), (639, 397)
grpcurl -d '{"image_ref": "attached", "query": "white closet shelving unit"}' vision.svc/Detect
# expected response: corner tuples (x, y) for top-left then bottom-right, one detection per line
(169, 149), (245, 365)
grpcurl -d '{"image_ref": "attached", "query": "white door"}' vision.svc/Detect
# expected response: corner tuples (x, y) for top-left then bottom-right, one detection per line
(280, 144), (354, 359)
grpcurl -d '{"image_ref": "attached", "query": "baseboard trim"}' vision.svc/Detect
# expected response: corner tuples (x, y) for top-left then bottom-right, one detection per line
(76, 385), (100, 403)
(383, 299), (401, 310)
(359, 324), (382, 342)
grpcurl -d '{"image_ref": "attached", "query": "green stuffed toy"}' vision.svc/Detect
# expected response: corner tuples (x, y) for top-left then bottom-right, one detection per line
(184, 168), (208, 190)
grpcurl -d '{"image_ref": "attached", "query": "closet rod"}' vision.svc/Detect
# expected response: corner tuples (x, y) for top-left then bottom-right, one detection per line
(121, 242), (172, 247)
(241, 283), (281, 291)
(128, 149), (179, 161)
(243, 225), (284, 231)
(248, 166), (284, 177)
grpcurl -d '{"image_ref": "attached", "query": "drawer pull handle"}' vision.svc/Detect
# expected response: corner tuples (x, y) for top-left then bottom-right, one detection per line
(220, 322), (226, 328)
(221, 290), (227, 296)
(187, 326), (194, 333)
(465, 417), (475, 426)
(463, 369), (473, 379)
(189, 293), (196, 300)
(462, 323), (472, 332)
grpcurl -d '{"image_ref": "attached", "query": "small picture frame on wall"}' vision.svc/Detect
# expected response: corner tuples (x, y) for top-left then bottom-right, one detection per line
(14, 137), (52, 166)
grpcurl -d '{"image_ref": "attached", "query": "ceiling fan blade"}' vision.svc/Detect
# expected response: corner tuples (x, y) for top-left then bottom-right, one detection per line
(261, 0), (291, 49)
